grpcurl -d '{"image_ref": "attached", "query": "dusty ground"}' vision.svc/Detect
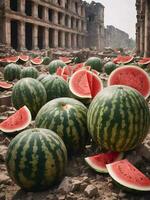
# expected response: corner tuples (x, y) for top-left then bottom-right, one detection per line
(0, 56), (150, 200)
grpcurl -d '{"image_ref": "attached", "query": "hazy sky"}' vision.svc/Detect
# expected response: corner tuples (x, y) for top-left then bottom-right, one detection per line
(86, 0), (137, 39)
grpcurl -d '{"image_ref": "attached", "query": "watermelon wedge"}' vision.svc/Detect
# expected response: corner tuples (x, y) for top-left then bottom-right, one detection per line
(18, 55), (29, 63)
(0, 106), (31, 133)
(59, 56), (72, 64)
(138, 57), (150, 65)
(108, 65), (150, 98)
(31, 57), (43, 65)
(85, 152), (123, 173)
(106, 159), (150, 192)
(69, 69), (103, 99)
(7, 56), (19, 63)
(0, 81), (13, 89)
(113, 55), (134, 64)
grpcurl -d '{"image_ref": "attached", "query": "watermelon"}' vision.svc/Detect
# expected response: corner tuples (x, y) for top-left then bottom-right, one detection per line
(84, 57), (103, 72)
(0, 106), (31, 133)
(0, 81), (13, 90)
(48, 60), (66, 74)
(85, 152), (124, 173)
(108, 65), (150, 98)
(5, 128), (67, 191)
(35, 97), (88, 155)
(69, 69), (103, 99)
(40, 75), (70, 101)
(138, 57), (150, 65)
(42, 57), (52, 65)
(18, 55), (29, 63)
(20, 67), (39, 79)
(106, 159), (150, 192)
(30, 57), (43, 65)
(11, 78), (47, 118)
(104, 61), (117, 75)
(4, 63), (22, 81)
(72, 57), (81, 64)
(113, 55), (134, 64)
(87, 85), (150, 152)
(73, 63), (84, 73)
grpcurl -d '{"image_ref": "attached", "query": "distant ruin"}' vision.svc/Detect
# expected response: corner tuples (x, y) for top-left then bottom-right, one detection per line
(0, 0), (133, 51)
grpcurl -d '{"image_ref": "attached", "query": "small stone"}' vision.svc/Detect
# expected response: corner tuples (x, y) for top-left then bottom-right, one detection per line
(136, 144), (150, 161)
(80, 182), (88, 191)
(0, 174), (10, 184)
(84, 184), (99, 197)
(118, 191), (126, 198)
(71, 180), (82, 192)
(58, 195), (66, 200)
(0, 145), (8, 161)
(58, 177), (72, 194)
(0, 193), (5, 200)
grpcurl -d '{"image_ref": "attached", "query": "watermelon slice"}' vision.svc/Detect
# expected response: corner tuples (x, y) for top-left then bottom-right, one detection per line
(0, 81), (13, 89)
(31, 57), (43, 65)
(106, 159), (150, 191)
(0, 106), (31, 133)
(138, 57), (150, 65)
(18, 55), (29, 63)
(69, 69), (103, 99)
(59, 56), (72, 64)
(85, 152), (123, 173)
(108, 65), (150, 98)
(73, 63), (84, 73)
(113, 56), (134, 64)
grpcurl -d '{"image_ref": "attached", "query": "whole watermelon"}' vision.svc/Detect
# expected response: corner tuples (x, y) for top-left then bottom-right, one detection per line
(20, 67), (39, 79)
(48, 60), (66, 74)
(41, 75), (70, 101)
(5, 128), (67, 191)
(4, 63), (21, 81)
(42, 57), (52, 65)
(104, 61), (117, 75)
(84, 57), (103, 72)
(87, 85), (150, 152)
(12, 78), (47, 118)
(35, 98), (89, 155)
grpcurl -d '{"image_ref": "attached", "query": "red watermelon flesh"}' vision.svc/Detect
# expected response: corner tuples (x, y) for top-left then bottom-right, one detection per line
(31, 57), (43, 65)
(59, 56), (72, 64)
(106, 159), (150, 191)
(108, 65), (150, 98)
(19, 55), (29, 62)
(0, 81), (13, 89)
(56, 67), (63, 76)
(62, 65), (73, 76)
(73, 63), (84, 73)
(0, 106), (31, 133)
(113, 56), (134, 64)
(7, 56), (19, 63)
(138, 57), (150, 65)
(69, 69), (92, 98)
(85, 152), (123, 173)
(69, 69), (103, 98)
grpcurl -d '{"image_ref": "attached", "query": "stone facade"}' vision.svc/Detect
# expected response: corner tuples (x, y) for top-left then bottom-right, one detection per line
(84, 1), (105, 50)
(105, 25), (130, 49)
(136, 0), (150, 56)
(0, 0), (87, 50)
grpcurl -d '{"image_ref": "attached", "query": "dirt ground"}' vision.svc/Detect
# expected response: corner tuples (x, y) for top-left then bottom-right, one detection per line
(0, 59), (150, 200)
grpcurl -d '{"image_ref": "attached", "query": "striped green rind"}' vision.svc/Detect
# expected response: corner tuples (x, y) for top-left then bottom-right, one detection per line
(104, 62), (117, 75)
(84, 57), (103, 72)
(12, 78), (47, 118)
(20, 67), (39, 79)
(5, 128), (67, 191)
(41, 75), (70, 101)
(87, 85), (150, 152)
(42, 57), (52, 65)
(35, 97), (89, 155)
(4, 63), (21, 81)
(48, 60), (66, 74)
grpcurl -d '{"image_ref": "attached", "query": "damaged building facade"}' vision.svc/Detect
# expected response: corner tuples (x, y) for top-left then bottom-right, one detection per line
(136, 0), (150, 57)
(0, 0), (132, 51)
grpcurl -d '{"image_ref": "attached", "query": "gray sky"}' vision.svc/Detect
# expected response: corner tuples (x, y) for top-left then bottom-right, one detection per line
(86, 0), (136, 39)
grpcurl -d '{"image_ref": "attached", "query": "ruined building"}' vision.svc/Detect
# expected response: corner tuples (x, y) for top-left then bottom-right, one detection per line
(136, 0), (150, 56)
(0, 0), (133, 51)
(105, 26), (130, 49)
(84, 1), (105, 50)
(0, 0), (87, 50)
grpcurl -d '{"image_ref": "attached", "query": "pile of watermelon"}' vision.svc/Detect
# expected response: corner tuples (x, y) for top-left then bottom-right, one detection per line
(0, 55), (150, 193)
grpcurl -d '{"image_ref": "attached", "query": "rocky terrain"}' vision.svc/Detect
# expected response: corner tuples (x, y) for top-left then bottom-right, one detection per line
(0, 49), (150, 200)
